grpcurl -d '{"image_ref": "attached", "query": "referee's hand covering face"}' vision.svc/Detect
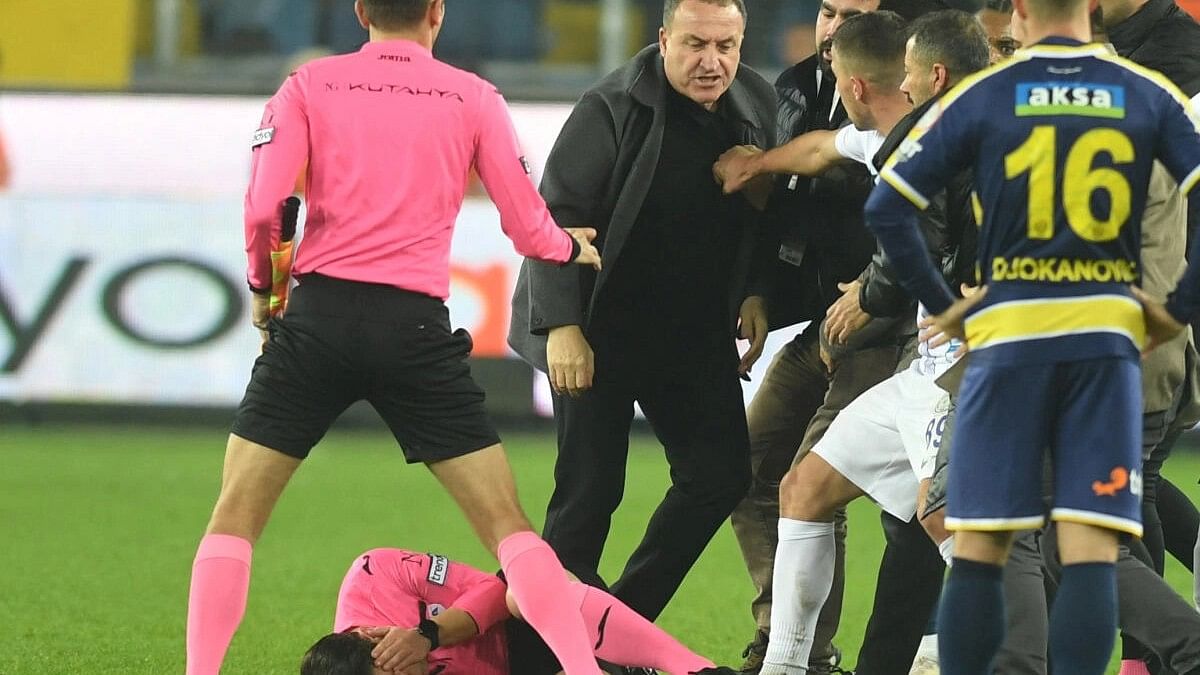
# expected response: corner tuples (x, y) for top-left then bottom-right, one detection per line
(659, 0), (745, 111)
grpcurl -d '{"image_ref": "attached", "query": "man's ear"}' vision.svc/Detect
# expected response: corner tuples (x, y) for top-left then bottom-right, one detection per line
(354, 0), (370, 30)
(933, 63), (950, 94)
(852, 75), (867, 103)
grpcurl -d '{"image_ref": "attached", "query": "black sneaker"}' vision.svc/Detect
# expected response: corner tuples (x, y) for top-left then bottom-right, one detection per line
(694, 669), (739, 675)
(622, 669), (658, 675)
(739, 629), (769, 673)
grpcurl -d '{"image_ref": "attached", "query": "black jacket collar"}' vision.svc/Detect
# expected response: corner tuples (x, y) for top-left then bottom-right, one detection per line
(625, 44), (763, 135)
(1110, 0), (1177, 52)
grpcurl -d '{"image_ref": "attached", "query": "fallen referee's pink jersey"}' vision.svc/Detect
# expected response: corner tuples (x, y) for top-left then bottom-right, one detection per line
(244, 39), (574, 298)
(334, 548), (511, 675)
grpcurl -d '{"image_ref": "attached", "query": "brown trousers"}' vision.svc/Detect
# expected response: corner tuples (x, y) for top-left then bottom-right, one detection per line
(730, 327), (901, 661)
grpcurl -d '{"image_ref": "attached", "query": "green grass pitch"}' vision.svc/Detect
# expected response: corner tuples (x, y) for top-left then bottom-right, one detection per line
(2, 425), (1197, 674)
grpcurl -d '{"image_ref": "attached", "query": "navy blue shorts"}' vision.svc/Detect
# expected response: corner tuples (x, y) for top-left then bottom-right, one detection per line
(946, 357), (1143, 536)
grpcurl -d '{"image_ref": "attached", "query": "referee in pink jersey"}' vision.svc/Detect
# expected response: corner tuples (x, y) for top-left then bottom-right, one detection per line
(184, 2), (608, 674)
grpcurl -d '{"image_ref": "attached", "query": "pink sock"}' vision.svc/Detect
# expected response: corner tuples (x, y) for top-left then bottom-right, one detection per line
(574, 584), (714, 675)
(186, 534), (252, 675)
(497, 532), (601, 675)
(1119, 660), (1152, 675)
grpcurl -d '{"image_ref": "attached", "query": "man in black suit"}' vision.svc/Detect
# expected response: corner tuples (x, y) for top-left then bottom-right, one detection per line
(508, 0), (778, 624)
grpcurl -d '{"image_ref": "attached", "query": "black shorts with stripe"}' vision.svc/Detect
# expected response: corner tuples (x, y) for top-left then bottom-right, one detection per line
(231, 274), (500, 462)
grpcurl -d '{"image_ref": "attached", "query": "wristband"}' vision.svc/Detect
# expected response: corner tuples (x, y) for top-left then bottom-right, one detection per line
(416, 618), (440, 650)
(559, 235), (582, 267)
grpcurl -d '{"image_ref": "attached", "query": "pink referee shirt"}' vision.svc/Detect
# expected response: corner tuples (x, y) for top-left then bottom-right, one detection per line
(244, 40), (575, 298)
(334, 548), (511, 675)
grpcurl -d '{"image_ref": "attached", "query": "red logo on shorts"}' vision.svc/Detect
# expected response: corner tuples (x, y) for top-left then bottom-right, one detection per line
(1092, 467), (1129, 497)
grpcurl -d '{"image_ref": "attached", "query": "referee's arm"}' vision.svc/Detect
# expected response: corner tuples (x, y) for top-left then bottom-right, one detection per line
(244, 71), (309, 293)
(474, 87), (577, 265)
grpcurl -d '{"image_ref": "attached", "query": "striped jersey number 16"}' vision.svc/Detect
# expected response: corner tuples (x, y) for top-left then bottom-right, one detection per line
(1004, 126), (1135, 242)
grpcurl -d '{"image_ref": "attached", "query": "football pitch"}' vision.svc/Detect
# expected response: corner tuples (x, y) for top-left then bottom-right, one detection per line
(2, 425), (1197, 675)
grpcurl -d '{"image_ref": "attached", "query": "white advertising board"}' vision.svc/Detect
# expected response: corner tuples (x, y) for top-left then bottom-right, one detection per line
(0, 93), (792, 409)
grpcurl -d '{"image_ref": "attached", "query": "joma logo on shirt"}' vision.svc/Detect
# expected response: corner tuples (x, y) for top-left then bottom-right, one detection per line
(1015, 82), (1126, 119)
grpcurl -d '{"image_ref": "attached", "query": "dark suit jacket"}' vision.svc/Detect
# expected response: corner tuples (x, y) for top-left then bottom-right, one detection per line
(508, 45), (779, 370)
(765, 56), (877, 330)
(858, 94), (977, 318)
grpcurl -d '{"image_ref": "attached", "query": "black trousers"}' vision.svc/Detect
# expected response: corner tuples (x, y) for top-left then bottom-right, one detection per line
(853, 512), (946, 675)
(541, 327), (752, 620)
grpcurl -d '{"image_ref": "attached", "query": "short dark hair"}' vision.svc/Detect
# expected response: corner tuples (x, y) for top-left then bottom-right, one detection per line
(361, 0), (432, 30)
(663, 0), (748, 27)
(831, 11), (909, 87)
(909, 10), (991, 78)
(300, 632), (375, 675)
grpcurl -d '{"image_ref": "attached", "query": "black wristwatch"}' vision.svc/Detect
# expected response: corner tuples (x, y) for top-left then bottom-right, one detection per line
(416, 618), (440, 650)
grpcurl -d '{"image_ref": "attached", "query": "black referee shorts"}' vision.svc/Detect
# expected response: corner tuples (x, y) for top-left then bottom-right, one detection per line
(231, 274), (501, 463)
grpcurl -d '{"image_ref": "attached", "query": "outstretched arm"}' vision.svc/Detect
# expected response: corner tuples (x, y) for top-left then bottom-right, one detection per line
(715, 129), (845, 193)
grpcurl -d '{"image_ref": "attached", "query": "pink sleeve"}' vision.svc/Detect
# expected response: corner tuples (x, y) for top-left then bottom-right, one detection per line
(392, 553), (512, 634)
(473, 85), (574, 264)
(244, 70), (309, 291)
(445, 567), (511, 634)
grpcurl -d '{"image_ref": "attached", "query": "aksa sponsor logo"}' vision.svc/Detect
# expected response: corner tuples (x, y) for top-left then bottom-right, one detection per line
(1015, 82), (1126, 119)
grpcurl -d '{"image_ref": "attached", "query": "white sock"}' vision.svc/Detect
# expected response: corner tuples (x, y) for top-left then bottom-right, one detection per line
(761, 518), (836, 675)
(916, 632), (939, 659)
(938, 536), (955, 567)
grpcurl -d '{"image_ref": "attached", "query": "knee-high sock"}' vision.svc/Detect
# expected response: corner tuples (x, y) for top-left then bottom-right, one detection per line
(1119, 660), (1151, 675)
(571, 584), (714, 674)
(186, 534), (253, 675)
(938, 558), (1004, 675)
(1048, 562), (1116, 675)
(498, 532), (602, 675)
(761, 519), (835, 675)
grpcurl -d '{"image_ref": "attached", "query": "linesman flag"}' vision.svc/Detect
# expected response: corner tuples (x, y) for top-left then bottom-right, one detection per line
(269, 196), (302, 317)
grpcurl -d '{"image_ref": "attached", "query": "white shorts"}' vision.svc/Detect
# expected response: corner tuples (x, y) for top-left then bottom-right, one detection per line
(812, 360), (953, 521)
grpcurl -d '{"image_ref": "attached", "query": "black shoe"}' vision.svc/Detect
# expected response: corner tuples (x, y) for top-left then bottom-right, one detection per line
(739, 629), (769, 674)
(694, 668), (739, 675)
(622, 669), (658, 675)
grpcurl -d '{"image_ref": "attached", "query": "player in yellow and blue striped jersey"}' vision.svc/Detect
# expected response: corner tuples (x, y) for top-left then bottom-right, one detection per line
(860, 0), (1200, 671)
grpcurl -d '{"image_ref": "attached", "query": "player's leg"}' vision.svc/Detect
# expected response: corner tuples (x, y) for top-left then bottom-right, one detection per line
(428, 446), (601, 675)
(505, 583), (718, 674)
(854, 367), (951, 675)
(730, 332), (829, 669)
(363, 297), (601, 675)
(187, 278), (362, 675)
(1048, 357), (1142, 675)
(939, 361), (1050, 675)
(763, 372), (921, 675)
(777, 342), (901, 673)
(187, 436), (301, 675)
